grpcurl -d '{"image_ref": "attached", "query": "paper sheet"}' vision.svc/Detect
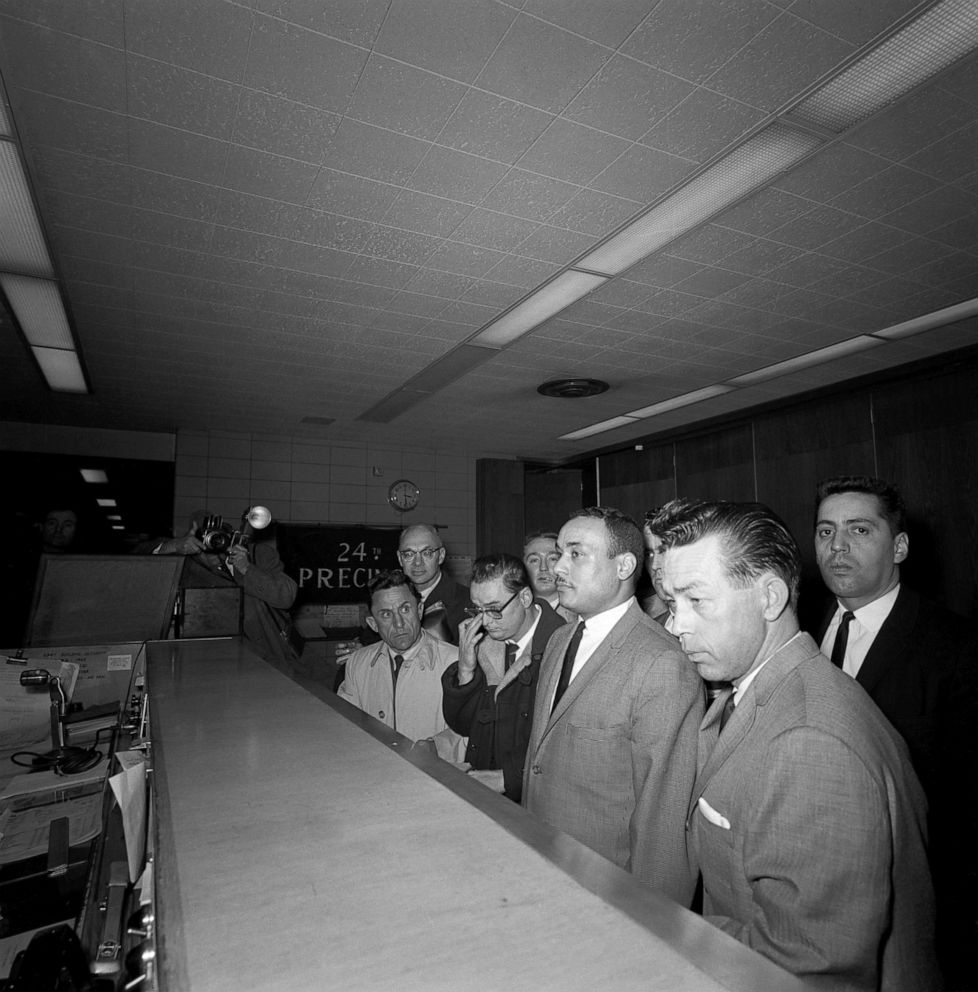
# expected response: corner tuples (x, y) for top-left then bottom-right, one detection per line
(110, 750), (147, 882)
(0, 792), (103, 865)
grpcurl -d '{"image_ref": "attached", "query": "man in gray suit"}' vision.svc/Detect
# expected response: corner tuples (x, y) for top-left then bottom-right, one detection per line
(522, 507), (703, 906)
(659, 500), (941, 991)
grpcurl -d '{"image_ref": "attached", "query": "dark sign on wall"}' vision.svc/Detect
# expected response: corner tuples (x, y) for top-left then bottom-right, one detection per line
(276, 524), (401, 605)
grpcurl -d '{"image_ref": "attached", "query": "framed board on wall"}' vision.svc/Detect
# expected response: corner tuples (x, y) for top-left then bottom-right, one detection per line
(276, 525), (401, 607)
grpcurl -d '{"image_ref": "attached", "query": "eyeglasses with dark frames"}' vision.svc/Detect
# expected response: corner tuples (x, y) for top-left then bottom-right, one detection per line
(463, 587), (522, 621)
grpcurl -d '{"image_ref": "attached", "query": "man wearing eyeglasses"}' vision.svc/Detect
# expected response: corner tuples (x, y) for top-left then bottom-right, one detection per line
(397, 523), (471, 645)
(441, 553), (565, 803)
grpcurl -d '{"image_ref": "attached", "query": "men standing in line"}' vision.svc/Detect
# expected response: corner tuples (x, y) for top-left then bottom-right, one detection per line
(522, 531), (575, 622)
(338, 569), (459, 743)
(659, 500), (940, 991)
(397, 523), (471, 644)
(441, 553), (564, 803)
(813, 475), (977, 989)
(522, 507), (702, 905)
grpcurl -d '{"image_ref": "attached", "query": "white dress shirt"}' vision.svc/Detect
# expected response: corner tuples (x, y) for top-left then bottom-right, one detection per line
(819, 585), (900, 679)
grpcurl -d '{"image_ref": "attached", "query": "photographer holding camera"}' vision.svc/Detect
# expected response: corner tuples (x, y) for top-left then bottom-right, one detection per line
(136, 509), (298, 666)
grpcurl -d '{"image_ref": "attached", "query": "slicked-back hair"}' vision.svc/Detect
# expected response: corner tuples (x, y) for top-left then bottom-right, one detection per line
(658, 500), (802, 606)
(568, 506), (644, 563)
(471, 553), (530, 594)
(366, 569), (420, 609)
(815, 476), (907, 536)
(523, 530), (558, 550)
(645, 497), (711, 537)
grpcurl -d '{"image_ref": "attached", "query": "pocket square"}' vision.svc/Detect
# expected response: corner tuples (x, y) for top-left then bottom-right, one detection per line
(697, 796), (731, 830)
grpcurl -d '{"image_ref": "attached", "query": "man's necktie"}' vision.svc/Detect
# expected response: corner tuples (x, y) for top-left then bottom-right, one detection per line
(391, 653), (404, 685)
(718, 689), (736, 734)
(830, 611), (855, 669)
(504, 641), (517, 672)
(552, 621), (585, 713)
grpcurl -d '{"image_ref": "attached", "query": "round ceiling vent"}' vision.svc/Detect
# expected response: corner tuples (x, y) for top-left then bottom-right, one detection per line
(537, 377), (610, 399)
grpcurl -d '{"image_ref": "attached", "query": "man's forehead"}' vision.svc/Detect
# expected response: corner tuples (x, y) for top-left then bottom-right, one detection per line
(400, 526), (439, 548)
(817, 491), (886, 522)
(371, 585), (415, 607)
(471, 577), (507, 604)
(661, 536), (724, 584)
(558, 517), (605, 545)
(524, 537), (556, 557)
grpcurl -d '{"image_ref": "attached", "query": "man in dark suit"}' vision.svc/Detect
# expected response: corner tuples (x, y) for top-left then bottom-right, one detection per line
(397, 523), (470, 643)
(813, 475), (977, 989)
(522, 507), (703, 905)
(660, 499), (941, 991)
(441, 553), (564, 803)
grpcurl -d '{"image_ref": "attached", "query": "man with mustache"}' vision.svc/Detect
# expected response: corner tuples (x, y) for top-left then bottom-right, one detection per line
(522, 507), (703, 904)
(813, 476), (977, 989)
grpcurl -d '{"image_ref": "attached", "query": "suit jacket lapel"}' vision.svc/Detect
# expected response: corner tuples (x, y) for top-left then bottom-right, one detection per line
(690, 634), (820, 813)
(539, 602), (641, 736)
(855, 585), (917, 695)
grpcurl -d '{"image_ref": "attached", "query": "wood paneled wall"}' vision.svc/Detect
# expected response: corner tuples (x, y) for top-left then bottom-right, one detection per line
(587, 361), (978, 620)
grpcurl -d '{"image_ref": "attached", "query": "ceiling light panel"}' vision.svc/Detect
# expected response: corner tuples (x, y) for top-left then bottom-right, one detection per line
(727, 335), (884, 386)
(1, 273), (73, 347)
(31, 346), (88, 392)
(793, 0), (978, 132)
(577, 124), (823, 276)
(0, 142), (53, 277)
(626, 384), (737, 419)
(470, 270), (608, 348)
(559, 415), (639, 441)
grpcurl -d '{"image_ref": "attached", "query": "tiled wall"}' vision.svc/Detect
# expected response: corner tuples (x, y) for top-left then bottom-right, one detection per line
(174, 430), (478, 563)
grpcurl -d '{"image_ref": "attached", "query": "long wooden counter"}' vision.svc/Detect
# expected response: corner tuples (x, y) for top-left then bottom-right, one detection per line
(147, 637), (810, 991)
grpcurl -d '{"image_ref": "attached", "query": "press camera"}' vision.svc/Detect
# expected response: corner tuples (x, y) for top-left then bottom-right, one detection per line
(196, 506), (272, 553)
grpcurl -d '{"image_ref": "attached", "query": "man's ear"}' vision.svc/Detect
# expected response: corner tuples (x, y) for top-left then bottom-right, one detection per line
(759, 573), (791, 622)
(893, 531), (909, 564)
(616, 552), (638, 581)
(365, 615), (379, 634)
(436, 546), (446, 566)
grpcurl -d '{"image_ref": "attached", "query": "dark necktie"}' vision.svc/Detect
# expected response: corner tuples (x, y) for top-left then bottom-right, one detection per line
(391, 653), (404, 686)
(552, 621), (585, 713)
(830, 611), (855, 669)
(718, 690), (736, 734)
(504, 642), (517, 672)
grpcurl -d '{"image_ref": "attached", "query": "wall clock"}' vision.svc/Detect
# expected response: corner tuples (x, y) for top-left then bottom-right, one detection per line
(387, 479), (420, 512)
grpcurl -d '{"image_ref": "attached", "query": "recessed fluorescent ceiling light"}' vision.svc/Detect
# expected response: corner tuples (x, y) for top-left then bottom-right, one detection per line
(559, 415), (639, 442)
(96, 498), (117, 507)
(80, 468), (109, 484)
(1, 274), (73, 348)
(31, 346), (87, 392)
(111, 525), (124, 530)
(626, 385), (736, 419)
(728, 336), (884, 386)
(470, 270), (608, 348)
(793, 0), (978, 132)
(0, 142), (53, 277)
(577, 124), (822, 276)
(872, 296), (978, 340)
(106, 514), (122, 521)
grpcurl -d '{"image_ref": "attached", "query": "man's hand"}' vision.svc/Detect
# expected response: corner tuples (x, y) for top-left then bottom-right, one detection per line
(334, 639), (361, 660)
(468, 769), (505, 793)
(158, 524), (204, 556)
(456, 615), (484, 685)
(226, 544), (250, 575)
